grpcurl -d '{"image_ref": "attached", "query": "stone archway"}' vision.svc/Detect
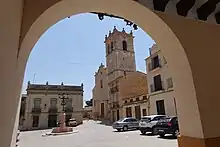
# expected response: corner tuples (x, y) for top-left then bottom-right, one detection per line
(1, 0), (220, 147)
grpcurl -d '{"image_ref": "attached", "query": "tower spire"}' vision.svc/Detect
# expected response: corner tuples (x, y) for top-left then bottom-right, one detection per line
(113, 26), (118, 32)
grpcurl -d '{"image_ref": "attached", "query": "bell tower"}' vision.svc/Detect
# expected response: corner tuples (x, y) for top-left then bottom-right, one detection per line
(104, 26), (136, 82)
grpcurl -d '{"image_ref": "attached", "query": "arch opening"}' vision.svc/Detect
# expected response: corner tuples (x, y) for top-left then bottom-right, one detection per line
(17, 0), (199, 146)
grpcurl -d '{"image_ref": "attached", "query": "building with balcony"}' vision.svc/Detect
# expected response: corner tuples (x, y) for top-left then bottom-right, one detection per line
(145, 44), (177, 117)
(18, 94), (27, 130)
(22, 81), (84, 130)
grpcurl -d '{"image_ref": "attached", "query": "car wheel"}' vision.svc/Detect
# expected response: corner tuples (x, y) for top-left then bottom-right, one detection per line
(159, 134), (165, 137)
(123, 126), (128, 131)
(140, 131), (146, 135)
(152, 127), (158, 135)
(173, 129), (179, 137)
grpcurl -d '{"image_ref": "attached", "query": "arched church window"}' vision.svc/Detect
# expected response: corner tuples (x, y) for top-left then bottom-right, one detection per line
(107, 44), (110, 54)
(111, 41), (114, 52)
(100, 80), (103, 88)
(122, 40), (127, 51)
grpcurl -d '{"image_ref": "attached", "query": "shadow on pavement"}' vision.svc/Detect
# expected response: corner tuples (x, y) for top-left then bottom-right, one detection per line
(140, 133), (156, 136)
(113, 129), (139, 133)
(97, 120), (112, 126)
(157, 135), (177, 140)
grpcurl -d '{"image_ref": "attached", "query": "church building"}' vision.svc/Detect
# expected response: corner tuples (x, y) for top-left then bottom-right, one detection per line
(92, 26), (148, 122)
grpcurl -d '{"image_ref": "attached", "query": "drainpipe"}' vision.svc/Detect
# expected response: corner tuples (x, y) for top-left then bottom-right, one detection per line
(173, 97), (177, 116)
(147, 95), (150, 115)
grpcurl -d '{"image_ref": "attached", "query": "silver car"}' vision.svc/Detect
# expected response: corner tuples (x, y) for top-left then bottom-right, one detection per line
(112, 117), (139, 131)
(139, 115), (168, 135)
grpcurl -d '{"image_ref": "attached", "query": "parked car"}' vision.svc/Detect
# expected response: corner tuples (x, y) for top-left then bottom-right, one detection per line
(155, 116), (179, 137)
(112, 117), (139, 131)
(16, 130), (20, 147)
(139, 115), (168, 135)
(57, 121), (60, 127)
(68, 118), (78, 127)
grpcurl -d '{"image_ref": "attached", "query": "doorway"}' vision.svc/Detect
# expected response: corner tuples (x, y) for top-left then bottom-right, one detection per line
(116, 110), (120, 120)
(112, 111), (115, 122)
(142, 109), (147, 116)
(156, 100), (165, 115)
(48, 115), (57, 128)
(135, 106), (141, 120)
(32, 115), (39, 128)
(126, 107), (132, 117)
(101, 103), (104, 118)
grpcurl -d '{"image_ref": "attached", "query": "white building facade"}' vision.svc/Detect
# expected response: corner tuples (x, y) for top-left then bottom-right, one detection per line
(22, 82), (84, 130)
(146, 44), (177, 117)
(92, 63), (109, 120)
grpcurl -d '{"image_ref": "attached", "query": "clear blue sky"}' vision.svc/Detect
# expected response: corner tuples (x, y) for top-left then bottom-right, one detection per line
(22, 13), (154, 101)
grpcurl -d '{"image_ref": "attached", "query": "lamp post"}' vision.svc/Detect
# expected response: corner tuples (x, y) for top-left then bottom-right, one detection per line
(58, 93), (69, 112)
(91, 12), (138, 30)
(58, 92), (69, 129)
(50, 83), (73, 134)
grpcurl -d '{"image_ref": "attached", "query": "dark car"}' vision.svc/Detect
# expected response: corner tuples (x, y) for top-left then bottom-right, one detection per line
(139, 115), (168, 135)
(155, 116), (179, 137)
(16, 130), (20, 147)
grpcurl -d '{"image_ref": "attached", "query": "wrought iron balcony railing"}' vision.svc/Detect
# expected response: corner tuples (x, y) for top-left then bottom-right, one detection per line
(148, 59), (162, 71)
(110, 86), (119, 94)
(112, 102), (120, 109)
(48, 107), (58, 113)
(150, 82), (165, 93)
(32, 108), (41, 113)
(65, 107), (73, 113)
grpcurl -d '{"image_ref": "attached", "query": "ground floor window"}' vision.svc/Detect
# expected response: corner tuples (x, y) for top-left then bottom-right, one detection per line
(142, 109), (147, 116)
(126, 107), (132, 117)
(156, 100), (165, 115)
(32, 115), (39, 128)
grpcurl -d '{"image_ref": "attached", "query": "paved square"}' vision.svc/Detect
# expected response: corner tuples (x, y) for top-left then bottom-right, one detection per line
(18, 120), (178, 147)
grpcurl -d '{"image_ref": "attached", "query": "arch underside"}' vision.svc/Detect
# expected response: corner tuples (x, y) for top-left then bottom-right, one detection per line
(136, 0), (220, 24)
(11, 0), (220, 146)
(19, 0), (220, 57)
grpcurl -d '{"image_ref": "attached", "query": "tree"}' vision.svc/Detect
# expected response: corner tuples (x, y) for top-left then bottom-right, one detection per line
(85, 98), (93, 107)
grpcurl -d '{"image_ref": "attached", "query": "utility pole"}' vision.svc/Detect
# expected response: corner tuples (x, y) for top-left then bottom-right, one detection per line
(32, 73), (36, 83)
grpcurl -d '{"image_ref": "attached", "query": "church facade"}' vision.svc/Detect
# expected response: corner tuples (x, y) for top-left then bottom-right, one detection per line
(92, 27), (148, 122)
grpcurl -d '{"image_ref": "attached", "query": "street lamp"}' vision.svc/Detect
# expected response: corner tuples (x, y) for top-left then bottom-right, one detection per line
(98, 13), (104, 20)
(91, 12), (138, 30)
(50, 83), (73, 134)
(58, 93), (69, 112)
